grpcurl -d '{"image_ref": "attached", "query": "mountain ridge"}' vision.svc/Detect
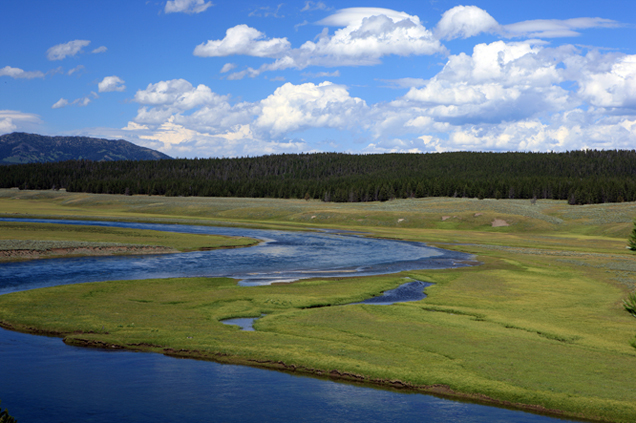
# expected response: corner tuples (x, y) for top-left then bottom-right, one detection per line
(0, 132), (171, 164)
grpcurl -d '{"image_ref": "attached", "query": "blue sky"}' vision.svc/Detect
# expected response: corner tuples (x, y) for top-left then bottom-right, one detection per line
(2, 0), (636, 158)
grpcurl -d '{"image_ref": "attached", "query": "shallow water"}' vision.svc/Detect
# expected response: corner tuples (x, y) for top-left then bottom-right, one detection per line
(222, 280), (433, 330)
(0, 218), (573, 422)
(0, 218), (472, 293)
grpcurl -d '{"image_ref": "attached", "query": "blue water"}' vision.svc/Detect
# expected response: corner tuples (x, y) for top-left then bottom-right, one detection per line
(222, 280), (433, 330)
(0, 218), (574, 422)
(0, 218), (473, 293)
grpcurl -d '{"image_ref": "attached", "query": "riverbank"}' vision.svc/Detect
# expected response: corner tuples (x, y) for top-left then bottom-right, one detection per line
(0, 191), (635, 422)
(0, 220), (259, 261)
(0, 244), (177, 261)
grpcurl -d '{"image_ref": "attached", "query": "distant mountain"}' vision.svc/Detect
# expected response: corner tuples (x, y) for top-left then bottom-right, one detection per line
(0, 132), (171, 164)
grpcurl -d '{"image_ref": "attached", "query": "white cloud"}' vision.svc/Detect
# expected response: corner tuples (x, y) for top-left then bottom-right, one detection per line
(52, 98), (69, 109)
(395, 40), (570, 125)
(0, 66), (45, 79)
(220, 63), (237, 73)
(98, 75), (126, 92)
(576, 54), (636, 109)
(67, 65), (85, 76)
(194, 25), (291, 58)
(504, 17), (619, 38)
(431, 6), (620, 41)
(435, 112), (636, 152)
(0, 110), (42, 134)
(165, 0), (213, 14)
(73, 93), (96, 107)
(91, 46), (108, 54)
(301, 1), (329, 12)
(317, 8), (419, 27)
(46, 40), (90, 61)
(53, 92), (99, 109)
(120, 39), (636, 157)
(131, 79), (254, 133)
(254, 81), (367, 136)
(435, 5), (500, 40)
(194, 8), (445, 77)
(134, 79), (221, 109)
(249, 4), (284, 18)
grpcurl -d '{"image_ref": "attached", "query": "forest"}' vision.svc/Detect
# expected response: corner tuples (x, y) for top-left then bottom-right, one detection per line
(2, 150), (636, 205)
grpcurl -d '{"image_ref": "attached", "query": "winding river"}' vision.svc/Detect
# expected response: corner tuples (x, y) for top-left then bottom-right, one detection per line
(0, 219), (570, 422)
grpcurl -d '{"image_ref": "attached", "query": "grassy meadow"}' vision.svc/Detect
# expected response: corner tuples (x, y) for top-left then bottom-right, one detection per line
(0, 189), (635, 422)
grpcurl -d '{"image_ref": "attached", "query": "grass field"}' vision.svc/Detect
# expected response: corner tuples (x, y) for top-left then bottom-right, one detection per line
(0, 189), (635, 422)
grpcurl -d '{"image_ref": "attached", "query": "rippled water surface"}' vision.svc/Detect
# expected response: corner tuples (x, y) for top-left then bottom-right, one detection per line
(0, 218), (471, 293)
(0, 218), (570, 422)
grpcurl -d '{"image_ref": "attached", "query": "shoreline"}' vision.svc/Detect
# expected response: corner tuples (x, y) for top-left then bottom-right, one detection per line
(0, 241), (260, 262)
(0, 320), (608, 423)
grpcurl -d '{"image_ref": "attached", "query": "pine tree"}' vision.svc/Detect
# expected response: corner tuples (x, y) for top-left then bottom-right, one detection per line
(629, 220), (636, 251)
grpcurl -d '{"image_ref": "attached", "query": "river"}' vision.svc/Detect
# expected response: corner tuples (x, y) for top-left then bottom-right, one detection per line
(0, 219), (572, 422)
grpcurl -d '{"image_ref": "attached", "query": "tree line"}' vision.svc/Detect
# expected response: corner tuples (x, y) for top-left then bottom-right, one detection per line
(2, 150), (636, 205)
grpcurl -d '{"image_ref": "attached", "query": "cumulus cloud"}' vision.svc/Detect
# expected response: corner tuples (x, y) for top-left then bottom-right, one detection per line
(91, 46), (108, 54)
(165, 0), (213, 14)
(435, 5), (500, 40)
(0, 110), (42, 134)
(194, 25), (291, 58)
(122, 78), (369, 156)
(52, 98), (69, 109)
(134, 79), (221, 108)
(395, 40), (572, 126)
(46, 40), (91, 61)
(195, 8), (445, 77)
(131, 79), (252, 131)
(576, 54), (636, 108)
(98, 75), (126, 92)
(123, 37), (636, 157)
(254, 81), (367, 136)
(0, 66), (45, 79)
(317, 7), (418, 27)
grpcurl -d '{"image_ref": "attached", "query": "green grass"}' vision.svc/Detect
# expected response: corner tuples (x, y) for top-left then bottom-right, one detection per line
(0, 221), (258, 257)
(1, 189), (636, 422)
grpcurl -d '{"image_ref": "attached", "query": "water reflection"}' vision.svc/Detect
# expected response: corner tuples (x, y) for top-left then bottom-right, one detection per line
(0, 329), (570, 423)
(0, 218), (473, 293)
(0, 218), (570, 423)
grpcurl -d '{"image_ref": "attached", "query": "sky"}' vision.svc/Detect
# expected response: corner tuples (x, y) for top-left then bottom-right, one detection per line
(1, 0), (636, 158)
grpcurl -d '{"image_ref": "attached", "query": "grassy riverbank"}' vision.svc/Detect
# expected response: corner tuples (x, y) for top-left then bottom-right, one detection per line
(0, 220), (258, 260)
(0, 189), (635, 422)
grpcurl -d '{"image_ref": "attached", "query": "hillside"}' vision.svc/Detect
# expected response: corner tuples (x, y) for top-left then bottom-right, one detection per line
(0, 132), (171, 164)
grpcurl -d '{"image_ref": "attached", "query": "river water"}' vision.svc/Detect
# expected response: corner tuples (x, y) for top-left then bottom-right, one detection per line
(0, 219), (572, 422)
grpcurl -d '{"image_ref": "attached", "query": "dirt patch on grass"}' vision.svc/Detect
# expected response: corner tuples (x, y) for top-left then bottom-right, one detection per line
(491, 219), (510, 227)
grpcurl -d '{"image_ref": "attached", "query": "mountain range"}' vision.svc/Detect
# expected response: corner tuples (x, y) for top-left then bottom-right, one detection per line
(0, 132), (171, 164)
